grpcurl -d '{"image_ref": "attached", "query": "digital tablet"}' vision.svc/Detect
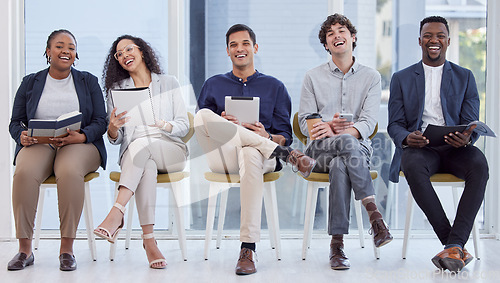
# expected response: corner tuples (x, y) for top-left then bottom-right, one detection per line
(224, 96), (260, 124)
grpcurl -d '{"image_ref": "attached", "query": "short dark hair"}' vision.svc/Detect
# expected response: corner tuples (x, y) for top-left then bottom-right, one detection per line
(319, 13), (357, 52)
(225, 24), (256, 46)
(43, 29), (79, 64)
(420, 16), (449, 34)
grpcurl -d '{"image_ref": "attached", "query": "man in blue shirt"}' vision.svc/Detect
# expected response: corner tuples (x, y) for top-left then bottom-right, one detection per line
(195, 24), (315, 275)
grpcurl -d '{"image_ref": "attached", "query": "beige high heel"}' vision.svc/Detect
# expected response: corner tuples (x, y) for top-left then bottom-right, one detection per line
(93, 203), (125, 243)
(142, 233), (167, 269)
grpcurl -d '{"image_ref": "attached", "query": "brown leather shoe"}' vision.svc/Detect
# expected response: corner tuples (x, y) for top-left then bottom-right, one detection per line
(431, 247), (465, 272)
(287, 149), (316, 178)
(235, 248), (257, 275)
(59, 253), (77, 271)
(462, 248), (473, 267)
(7, 252), (34, 271)
(330, 243), (350, 270)
(369, 219), (393, 248)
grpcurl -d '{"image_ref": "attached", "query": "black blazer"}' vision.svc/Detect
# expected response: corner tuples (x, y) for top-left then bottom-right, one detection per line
(9, 67), (108, 169)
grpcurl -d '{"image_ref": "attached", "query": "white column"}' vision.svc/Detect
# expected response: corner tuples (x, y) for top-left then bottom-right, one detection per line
(0, 0), (24, 240)
(485, 0), (500, 238)
(329, 0), (344, 14)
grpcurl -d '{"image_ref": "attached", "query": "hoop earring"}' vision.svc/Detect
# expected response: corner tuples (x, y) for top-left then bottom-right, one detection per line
(47, 56), (51, 64)
(73, 57), (79, 67)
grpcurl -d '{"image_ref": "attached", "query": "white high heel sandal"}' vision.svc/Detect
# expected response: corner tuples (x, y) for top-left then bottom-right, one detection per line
(93, 203), (126, 243)
(142, 233), (167, 269)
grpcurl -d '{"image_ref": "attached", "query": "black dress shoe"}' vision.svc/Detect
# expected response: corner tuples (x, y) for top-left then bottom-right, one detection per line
(59, 253), (77, 271)
(7, 252), (34, 271)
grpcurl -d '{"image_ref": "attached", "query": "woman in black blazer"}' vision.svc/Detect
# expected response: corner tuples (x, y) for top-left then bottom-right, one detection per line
(7, 29), (107, 272)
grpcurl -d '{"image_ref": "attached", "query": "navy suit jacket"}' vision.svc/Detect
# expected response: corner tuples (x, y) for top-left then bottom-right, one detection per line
(387, 60), (479, 182)
(9, 68), (108, 169)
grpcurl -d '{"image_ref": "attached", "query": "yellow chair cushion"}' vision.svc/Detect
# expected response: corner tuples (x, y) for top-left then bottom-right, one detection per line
(42, 172), (100, 184)
(399, 171), (464, 183)
(300, 170), (378, 182)
(204, 171), (283, 183)
(109, 171), (189, 183)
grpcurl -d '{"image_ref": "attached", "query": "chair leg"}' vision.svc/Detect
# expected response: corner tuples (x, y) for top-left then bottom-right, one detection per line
(34, 186), (47, 251)
(263, 185), (276, 250)
(264, 182), (281, 260)
(170, 181), (188, 261)
(216, 187), (229, 249)
(472, 221), (480, 259)
(402, 189), (415, 259)
(302, 182), (319, 260)
(83, 182), (97, 261)
(204, 182), (221, 260)
(125, 196), (135, 250)
(109, 185), (120, 261)
(353, 195), (365, 249)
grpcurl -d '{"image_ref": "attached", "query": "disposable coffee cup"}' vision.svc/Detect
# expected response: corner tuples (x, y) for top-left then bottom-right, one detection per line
(306, 113), (322, 140)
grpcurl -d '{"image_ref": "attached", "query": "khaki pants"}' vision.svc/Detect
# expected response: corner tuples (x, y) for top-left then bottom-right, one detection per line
(119, 136), (187, 225)
(194, 109), (277, 242)
(12, 143), (101, 239)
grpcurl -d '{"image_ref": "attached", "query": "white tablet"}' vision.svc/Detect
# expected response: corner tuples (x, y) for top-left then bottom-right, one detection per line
(224, 96), (260, 124)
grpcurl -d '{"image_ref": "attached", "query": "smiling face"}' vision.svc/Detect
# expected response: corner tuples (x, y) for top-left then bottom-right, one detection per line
(46, 33), (76, 71)
(324, 23), (355, 56)
(419, 22), (450, 66)
(226, 30), (258, 71)
(115, 39), (145, 73)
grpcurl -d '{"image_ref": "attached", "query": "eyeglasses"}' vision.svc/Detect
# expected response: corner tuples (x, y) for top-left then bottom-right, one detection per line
(114, 44), (139, 60)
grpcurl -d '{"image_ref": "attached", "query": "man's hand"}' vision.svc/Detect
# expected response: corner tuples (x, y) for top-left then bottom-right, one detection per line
(404, 131), (429, 148)
(311, 120), (335, 140)
(329, 113), (354, 134)
(444, 124), (476, 148)
(50, 128), (87, 147)
(221, 111), (239, 125)
(242, 122), (268, 138)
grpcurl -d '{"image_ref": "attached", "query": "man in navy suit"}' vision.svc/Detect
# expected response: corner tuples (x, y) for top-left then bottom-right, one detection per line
(388, 16), (489, 272)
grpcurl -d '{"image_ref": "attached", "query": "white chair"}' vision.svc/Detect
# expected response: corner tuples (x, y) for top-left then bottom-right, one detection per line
(401, 172), (480, 259)
(204, 171), (282, 260)
(292, 112), (380, 260)
(108, 112), (195, 261)
(34, 172), (100, 261)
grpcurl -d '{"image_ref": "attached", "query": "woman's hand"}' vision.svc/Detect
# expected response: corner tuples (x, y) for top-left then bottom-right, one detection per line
(20, 131), (38, 147)
(108, 107), (129, 139)
(150, 119), (173, 133)
(50, 129), (87, 147)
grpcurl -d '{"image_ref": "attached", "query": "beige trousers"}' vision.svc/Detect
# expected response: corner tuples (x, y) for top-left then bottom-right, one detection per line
(12, 143), (101, 239)
(119, 136), (187, 225)
(194, 109), (278, 242)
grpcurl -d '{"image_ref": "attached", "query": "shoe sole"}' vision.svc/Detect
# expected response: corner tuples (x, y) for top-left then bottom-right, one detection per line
(331, 266), (350, 270)
(431, 256), (444, 269)
(375, 237), (393, 248)
(439, 258), (465, 272)
(235, 270), (256, 275)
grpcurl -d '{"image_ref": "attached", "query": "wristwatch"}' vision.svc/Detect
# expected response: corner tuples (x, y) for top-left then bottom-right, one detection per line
(267, 131), (273, 141)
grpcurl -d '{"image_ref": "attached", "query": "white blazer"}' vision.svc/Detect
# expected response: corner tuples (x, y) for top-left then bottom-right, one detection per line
(106, 73), (189, 164)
